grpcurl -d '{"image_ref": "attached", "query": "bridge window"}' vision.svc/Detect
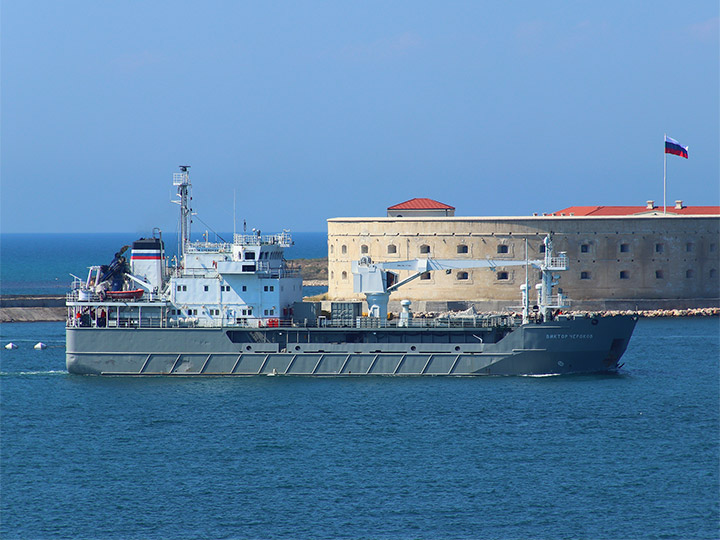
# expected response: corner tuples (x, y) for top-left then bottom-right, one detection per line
(497, 271), (509, 280)
(387, 244), (397, 254)
(457, 271), (469, 280)
(420, 245), (430, 254)
(457, 245), (468, 254)
(244, 251), (256, 260)
(497, 245), (509, 254)
(361, 244), (369, 254)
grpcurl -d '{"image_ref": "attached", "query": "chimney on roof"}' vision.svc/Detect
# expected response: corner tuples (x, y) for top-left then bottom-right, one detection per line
(646, 200), (655, 210)
(675, 200), (684, 209)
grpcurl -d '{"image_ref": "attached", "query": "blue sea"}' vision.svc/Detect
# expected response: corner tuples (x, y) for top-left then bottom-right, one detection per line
(1, 234), (719, 539)
(1, 318), (719, 539)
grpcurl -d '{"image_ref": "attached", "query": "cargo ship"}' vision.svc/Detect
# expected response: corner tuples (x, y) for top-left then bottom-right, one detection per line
(65, 167), (637, 376)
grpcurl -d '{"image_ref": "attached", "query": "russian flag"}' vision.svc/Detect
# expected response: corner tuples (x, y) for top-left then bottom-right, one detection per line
(665, 136), (688, 159)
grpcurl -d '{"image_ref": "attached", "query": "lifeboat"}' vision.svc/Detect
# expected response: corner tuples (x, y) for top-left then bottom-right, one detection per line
(105, 289), (144, 300)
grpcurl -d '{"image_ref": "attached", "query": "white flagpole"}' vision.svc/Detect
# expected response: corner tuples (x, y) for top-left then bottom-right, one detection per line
(663, 133), (667, 215)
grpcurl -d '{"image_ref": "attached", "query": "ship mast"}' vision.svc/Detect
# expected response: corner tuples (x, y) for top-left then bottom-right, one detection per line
(172, 165), (192, 263)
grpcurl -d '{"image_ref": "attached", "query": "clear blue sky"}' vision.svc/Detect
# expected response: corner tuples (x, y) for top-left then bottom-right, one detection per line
(2, 1), (718, 234)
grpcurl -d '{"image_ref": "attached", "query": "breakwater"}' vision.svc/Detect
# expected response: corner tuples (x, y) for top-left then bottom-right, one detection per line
(2, 295), (718, 323)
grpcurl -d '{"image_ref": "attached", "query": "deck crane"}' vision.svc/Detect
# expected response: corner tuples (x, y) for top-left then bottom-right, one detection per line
(352, 235), (570, 323)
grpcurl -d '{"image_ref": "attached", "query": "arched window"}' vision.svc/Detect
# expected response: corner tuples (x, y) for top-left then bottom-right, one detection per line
(341, 271), (347, 280)
(457, 245), (468, 254)
(387, 244), (397, 254)
(361, 244), (369, 254)
(457, 271), (469, 280)
(420, 245), (430, 254)
(341, 245), (347, 255)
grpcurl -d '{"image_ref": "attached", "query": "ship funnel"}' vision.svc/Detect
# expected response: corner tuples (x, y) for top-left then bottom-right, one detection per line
(130, 236), (165, 291)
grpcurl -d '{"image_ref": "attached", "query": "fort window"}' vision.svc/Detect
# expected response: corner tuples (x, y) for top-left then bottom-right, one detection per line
(497, 271), (509, 280)
(686, 269), (694, 279)
(361, 244), (369, 254)
(620, 243), (630, 253)
(497, 245), (509, 254)
(686, 242), (694, 252)
(387, 244), (397, 254)
(655, 243), (664, 253)
(580, 271), (590, 280)
(457, 271), (469, 280)
(710, 269), (718, 279)
(330, 245), (334, 254)
(330, 271), (334, 280)
(457, 245), (468, 254)
(619, 271), (629, 279)
(420, 272), (431, 280)
(711, 243), (717, 252)
(580, 244), (589, 253)
(204, 285), (209, 292)
(655, 270), (664, 279)
(341, 271), (347, 280)
(420, 244), (430, 254)
(341, 245), (347, 255)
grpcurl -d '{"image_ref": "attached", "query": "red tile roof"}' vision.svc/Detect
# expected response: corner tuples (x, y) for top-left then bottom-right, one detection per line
(388, 198), (455, 210)
(552, 205), (720, 216)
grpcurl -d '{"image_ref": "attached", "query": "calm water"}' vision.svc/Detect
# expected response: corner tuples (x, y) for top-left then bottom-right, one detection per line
(0, 232), (328, 296)
(1, 317), (718, 539)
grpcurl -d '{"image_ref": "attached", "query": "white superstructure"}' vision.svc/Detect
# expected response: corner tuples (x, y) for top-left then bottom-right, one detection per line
(67, 167), (303, 329)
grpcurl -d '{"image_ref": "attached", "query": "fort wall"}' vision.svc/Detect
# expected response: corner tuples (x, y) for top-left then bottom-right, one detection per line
(327, 215), (720, 311)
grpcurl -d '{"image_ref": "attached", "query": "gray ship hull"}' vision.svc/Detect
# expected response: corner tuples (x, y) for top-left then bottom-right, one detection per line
(66, 316), (637, 376)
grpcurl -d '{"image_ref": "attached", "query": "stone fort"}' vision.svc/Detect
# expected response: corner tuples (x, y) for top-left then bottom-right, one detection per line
(327, 199), (720, 312)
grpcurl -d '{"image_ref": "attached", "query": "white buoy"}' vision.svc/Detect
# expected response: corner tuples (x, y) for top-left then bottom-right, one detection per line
(34, 342), (47, 350)
(5, 343), (18, 350)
